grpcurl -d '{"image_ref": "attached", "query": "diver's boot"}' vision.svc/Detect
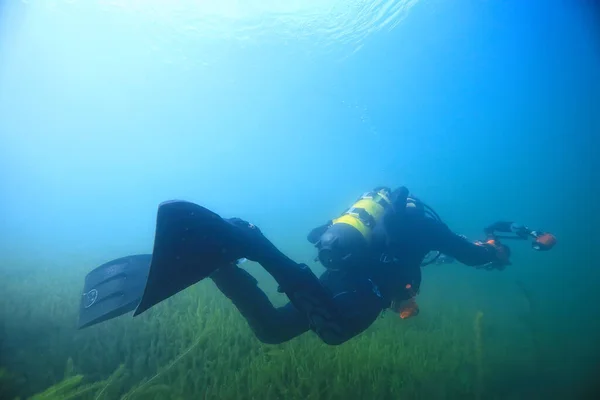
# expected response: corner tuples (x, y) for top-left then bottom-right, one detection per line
(223, 218), (298, 264)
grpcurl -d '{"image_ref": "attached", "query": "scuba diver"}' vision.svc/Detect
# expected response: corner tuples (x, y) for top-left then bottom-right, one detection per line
(78, 186), (556, 346)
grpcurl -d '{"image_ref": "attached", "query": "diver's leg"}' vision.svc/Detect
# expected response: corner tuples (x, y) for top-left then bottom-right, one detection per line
(212, 263), (385, 346)
(251, 257), (385, 345)
(210, 264), (309, 344)
(227, 218), (385, 345)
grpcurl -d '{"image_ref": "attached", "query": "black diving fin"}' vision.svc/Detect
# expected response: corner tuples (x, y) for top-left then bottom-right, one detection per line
(134, 200), (247, 316)
(78, 254), (152, 329)
(78, 200), (248, 328)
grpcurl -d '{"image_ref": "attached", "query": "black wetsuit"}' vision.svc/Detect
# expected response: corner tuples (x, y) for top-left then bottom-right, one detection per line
(211, 208), (499, 345)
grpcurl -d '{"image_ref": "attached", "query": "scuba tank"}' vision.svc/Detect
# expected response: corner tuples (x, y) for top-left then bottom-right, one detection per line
(315, 187), (395, 270)
(313, 186), (442, 270)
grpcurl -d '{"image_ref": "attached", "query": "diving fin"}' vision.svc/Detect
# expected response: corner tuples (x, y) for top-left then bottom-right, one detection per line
(133, 200), (245, 316)
(78, 254), (152, 329)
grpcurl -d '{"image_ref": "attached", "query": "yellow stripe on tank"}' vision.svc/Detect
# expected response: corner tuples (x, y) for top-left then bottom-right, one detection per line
(331, 215), (370, 239)
(352, 199), (385, 220)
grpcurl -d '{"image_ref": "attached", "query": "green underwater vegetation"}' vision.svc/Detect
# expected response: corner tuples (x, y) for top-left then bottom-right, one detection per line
(0, 259), (596, 400)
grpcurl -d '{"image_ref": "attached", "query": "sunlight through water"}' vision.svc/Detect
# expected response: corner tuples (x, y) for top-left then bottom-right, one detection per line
(18, 0), (419, 57)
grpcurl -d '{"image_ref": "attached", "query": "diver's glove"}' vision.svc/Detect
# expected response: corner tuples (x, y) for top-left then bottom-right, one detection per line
(390, 283), (420, 319)
(476, 239), (511, 270)
(398, 298), (420, 319)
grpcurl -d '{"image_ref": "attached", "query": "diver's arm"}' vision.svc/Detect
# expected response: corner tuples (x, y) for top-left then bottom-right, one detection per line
(425, 219), (503, 267)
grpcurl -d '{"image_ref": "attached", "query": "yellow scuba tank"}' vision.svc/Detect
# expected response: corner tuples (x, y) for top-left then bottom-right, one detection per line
(316, 187), (394, 270)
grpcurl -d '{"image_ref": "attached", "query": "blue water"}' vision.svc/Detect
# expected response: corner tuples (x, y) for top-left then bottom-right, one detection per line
(0, 0), (598, 398)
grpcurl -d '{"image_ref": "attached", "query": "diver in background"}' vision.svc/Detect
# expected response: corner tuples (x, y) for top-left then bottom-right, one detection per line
(79, 186), (556, 346)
